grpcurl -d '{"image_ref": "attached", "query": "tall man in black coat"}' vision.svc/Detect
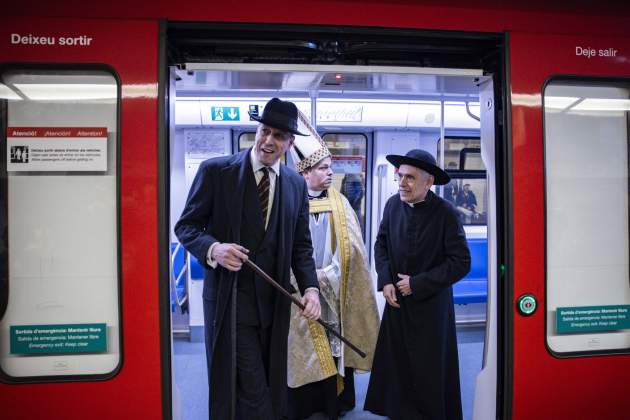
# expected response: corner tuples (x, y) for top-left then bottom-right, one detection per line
(175, 98), (321, 420)
(364, 149), (471, 420)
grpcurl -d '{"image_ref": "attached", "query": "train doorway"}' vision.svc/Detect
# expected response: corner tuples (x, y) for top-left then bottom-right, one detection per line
(164, 24), (506, 420)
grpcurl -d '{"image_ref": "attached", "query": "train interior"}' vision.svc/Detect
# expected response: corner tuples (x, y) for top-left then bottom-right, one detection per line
(167, 62), (499, 420)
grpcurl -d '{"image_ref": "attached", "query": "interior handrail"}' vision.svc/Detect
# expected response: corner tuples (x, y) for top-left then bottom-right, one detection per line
(376, 163), (388, 228)
(170, 242), (189, 308)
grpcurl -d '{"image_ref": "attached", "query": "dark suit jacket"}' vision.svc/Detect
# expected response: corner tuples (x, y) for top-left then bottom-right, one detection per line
(174, 148), (318, 419)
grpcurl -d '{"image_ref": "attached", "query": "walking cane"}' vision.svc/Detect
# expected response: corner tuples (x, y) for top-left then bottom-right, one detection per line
(244, 259), (367, 358)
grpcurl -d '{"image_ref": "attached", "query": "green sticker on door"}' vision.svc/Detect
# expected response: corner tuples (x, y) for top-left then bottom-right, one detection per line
(556, 305), (630, 334)
(10, 323), (107, 354)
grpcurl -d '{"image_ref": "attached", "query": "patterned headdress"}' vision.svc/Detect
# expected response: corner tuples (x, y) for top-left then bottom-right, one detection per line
(290, 111), (332, 173)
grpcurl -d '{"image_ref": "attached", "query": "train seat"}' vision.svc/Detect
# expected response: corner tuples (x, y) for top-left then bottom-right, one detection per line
(453, 237), (487, 304)
(170, 242), (205, 281)
(189, 255), (204, 280)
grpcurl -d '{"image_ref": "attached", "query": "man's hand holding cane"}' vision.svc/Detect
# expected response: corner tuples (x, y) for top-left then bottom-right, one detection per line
(211, 242), (321, 321)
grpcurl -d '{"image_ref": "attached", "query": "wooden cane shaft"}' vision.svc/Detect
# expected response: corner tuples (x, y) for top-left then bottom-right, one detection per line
(244, 259), (367, 359)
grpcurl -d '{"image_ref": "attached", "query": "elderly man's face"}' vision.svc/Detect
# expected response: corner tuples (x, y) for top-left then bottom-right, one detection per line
(254, 124), (294, 166)
(397, 164), (434, 204)
(303, 157), (333, 192)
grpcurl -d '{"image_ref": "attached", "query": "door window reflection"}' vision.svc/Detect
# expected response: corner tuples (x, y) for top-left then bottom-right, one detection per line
(322, 133), (368, 237)
(438, 137), (486, 226)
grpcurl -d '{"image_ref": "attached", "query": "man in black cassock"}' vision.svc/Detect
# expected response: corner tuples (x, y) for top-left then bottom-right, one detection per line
(364, 149), (471, 420)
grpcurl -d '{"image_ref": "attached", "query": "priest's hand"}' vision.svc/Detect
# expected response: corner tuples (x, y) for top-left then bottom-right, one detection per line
(212, 243), (249, 271)
(301, 289), (321, 320)
(396, 274), (412, 297)
(383, 284), (400, 308)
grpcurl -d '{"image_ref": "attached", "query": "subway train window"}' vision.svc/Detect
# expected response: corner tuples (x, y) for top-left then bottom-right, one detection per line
(439, 137), (487, 226)
(0, 68), (121, 379)
(238, 131), (255, 151)
(544, 79), (630, 355)
(322, 133), (368, 236)
(438, 136), (483, 169)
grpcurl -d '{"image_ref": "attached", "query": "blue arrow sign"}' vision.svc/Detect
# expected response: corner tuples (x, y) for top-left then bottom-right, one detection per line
(211, 106), (240, 121)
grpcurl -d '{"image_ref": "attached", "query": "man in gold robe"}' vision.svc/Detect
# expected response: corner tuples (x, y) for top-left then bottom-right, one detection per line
(286, 112), (380, 420)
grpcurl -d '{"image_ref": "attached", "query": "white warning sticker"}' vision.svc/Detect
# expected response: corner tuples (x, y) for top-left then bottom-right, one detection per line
(7, 127), (108, 172)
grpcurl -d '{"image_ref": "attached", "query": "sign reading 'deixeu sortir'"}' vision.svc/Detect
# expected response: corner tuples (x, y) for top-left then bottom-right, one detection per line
(556, 305), (630, 334)
(10, 324), (107, 354)
(7, 127), (108, 172)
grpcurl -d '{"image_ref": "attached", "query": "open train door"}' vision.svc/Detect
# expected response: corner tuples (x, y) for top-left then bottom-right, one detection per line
(0, 17), (169, 419)
(509, 33), (630, 418)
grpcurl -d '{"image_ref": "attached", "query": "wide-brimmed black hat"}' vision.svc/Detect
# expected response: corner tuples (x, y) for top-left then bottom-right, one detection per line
(386, 149), (451, 185)
(249, 98), (307, 136)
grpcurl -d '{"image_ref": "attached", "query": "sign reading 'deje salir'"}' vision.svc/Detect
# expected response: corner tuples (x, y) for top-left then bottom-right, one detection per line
(7, 127), (108, 172)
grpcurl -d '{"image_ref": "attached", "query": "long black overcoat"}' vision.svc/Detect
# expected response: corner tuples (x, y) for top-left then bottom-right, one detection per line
(365, 190), (471, 420)
(175, 149), (318, 419)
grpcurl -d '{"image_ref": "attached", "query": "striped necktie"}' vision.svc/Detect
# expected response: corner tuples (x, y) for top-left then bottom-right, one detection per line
(258, 167), (270, 223)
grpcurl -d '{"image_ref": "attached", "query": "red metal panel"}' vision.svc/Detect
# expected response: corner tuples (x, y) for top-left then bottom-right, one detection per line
(510, 32), (630, 419)
(0, 17), (162, 420)
(4, 0), (630, 38)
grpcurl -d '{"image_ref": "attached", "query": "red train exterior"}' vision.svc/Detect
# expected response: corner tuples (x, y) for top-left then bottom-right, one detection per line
(1, 1), (630, 419)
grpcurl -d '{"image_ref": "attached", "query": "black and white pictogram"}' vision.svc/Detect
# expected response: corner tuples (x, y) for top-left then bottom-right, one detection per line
(10, 146), (29, 163)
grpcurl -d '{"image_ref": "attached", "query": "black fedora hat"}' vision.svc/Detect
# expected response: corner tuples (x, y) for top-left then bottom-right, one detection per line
(386, 149), (451, 185)
(249, 98), (307, 136)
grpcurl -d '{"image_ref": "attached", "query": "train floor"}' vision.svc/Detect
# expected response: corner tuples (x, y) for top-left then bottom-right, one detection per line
(172, 325), (485, 420)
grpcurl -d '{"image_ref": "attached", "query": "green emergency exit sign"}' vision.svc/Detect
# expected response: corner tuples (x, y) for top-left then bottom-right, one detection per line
(211, 106), (240, 121)
(10, 323), (107, 354)
(556, 305), (630, 334)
